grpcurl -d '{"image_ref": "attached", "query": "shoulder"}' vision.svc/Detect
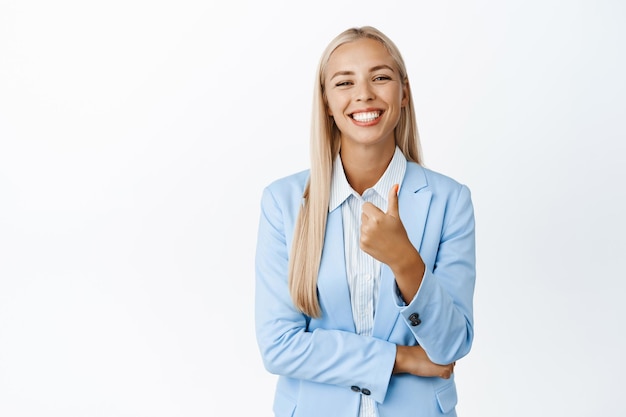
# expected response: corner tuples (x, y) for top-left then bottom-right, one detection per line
(261, 170), (309, 232)
(259, 170), (310, 220)
(405, 162), (474, 220)
(406, 163), (475, 232)
(406, 162), (470, 195)
(263, 169), (310, 198)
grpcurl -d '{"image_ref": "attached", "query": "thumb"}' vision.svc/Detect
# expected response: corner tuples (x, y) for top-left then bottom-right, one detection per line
(387, 184), (400, 217)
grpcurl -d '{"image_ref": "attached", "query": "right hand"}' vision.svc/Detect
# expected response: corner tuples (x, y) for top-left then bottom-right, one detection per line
(394, 345), (455, 379)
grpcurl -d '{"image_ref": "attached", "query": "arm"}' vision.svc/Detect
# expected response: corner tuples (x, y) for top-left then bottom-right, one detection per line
(394, 345), (455, 379)
(399, 184), (476, 364)
(361, 183), (476, 365)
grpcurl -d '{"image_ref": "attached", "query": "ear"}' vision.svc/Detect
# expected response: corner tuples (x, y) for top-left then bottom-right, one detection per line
(401, 78), (409, 107)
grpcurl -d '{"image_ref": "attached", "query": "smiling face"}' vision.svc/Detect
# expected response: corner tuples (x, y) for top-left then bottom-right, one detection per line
(324, 37), (408, 153)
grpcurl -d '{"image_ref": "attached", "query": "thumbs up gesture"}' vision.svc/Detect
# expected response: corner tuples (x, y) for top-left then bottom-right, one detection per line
(361, 184), (425, 300)
(360, 184), (407, 266)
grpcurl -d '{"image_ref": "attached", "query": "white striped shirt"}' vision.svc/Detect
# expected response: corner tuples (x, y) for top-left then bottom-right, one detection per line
(329, 146), (407, 417)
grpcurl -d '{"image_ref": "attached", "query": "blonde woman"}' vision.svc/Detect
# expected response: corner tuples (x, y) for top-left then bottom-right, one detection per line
(255, 26), (475, 417)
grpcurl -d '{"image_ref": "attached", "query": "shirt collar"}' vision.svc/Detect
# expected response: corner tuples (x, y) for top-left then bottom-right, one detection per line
(329, 146), (407, 212)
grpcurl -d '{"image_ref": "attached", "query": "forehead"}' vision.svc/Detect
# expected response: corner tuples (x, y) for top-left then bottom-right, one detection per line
(325, 38), (396, 74)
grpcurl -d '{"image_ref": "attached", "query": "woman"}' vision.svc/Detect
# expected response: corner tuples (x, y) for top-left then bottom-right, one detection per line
(255, 26), (475, 417)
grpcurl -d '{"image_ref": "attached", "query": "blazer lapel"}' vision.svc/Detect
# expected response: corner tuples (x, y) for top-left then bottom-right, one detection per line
(373, 163), (432, 340)
(317, 207), (356, 332)
(399, 163), (432, 255)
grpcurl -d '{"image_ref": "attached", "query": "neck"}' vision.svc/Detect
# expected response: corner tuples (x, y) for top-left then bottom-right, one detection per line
(340, 142), (396, 195)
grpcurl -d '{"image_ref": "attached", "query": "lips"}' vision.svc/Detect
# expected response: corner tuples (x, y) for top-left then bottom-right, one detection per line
(350, 110), (382, 123)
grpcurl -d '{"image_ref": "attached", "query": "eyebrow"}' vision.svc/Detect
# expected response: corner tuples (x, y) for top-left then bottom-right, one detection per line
(329, 64), (396, 81)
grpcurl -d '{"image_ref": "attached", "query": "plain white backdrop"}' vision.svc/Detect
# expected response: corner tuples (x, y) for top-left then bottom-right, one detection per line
(1, 0), (625, 416)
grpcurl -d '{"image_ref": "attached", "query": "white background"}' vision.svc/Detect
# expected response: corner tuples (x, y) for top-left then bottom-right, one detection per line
(1, 0), (625, 416)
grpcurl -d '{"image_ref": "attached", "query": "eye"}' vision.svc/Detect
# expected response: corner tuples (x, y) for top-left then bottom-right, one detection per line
(335, 80), (353, 87)
(373, 75), (392, 82)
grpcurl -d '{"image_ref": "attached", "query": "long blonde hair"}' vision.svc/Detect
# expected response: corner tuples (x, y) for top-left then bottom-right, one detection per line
(288, 26), (423, 317)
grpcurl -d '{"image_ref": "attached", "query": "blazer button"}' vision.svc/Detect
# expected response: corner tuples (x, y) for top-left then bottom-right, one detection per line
(351, 386), (361, 393)
(409, 312), (421, 326)
(361, 388), (371, 396)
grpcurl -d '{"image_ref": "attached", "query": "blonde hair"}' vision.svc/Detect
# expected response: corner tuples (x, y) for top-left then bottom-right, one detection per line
(288, 26), (423, 317)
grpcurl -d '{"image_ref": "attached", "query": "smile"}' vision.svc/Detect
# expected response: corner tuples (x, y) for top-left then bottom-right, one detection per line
(350, 111), (382, 123)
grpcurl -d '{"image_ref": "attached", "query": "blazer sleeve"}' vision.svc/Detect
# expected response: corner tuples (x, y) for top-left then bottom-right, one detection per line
(255, 184), (397, 404)
(399, 183), (476, 365)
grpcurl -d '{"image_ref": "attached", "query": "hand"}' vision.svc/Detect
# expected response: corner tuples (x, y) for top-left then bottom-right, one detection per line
(394, 345), (455, 379)
(360, 184), (413, 269)
(360, 184), (425, 301)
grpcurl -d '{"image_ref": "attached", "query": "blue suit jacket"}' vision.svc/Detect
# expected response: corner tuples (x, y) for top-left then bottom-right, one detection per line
(255, 162), (476, 417)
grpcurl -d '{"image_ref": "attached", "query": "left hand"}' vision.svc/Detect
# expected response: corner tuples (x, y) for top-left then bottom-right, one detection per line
(360, 184), (414, 269)
(361, 183), (425, 302)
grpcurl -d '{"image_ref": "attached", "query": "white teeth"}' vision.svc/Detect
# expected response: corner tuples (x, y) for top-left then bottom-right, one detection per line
(352, 111), (380, 122)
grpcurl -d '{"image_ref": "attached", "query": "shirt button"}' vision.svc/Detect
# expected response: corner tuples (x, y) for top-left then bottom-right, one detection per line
(351, 385), (361, 393)
(361, 388), (371, 396)
(409, 312), (421, 326)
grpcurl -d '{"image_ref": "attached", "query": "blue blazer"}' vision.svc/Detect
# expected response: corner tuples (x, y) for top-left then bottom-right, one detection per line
(255, 161), (476, 417)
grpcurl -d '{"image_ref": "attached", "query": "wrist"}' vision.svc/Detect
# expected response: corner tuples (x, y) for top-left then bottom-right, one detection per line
(393, 345), (408, 374)
(391, 249), (424, 304)
(391, 248), (424, 280)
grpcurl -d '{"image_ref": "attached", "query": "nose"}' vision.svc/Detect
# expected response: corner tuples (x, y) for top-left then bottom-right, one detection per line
(355, 82), (375, 102)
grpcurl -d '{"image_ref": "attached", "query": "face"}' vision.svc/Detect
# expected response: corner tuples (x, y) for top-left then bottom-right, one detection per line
(324, 38), (408, 151)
